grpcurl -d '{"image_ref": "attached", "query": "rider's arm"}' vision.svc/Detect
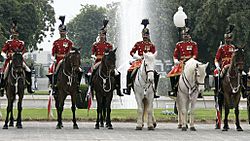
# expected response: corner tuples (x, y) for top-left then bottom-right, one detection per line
(173, 43), (180, 64)
(214, 47), (222, 69)
(192, 42), (198, 59)
(130, 42), (139, 57)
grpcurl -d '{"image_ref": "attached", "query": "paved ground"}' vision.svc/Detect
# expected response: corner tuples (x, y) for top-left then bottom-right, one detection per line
(0, 122), (250, 141)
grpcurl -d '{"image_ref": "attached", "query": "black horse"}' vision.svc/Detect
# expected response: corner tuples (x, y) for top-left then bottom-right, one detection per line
(92, 48), (117, 129)
(55, 48), (81, 129)
(220, 46), (245, 131)
(3, 49), (26, 129)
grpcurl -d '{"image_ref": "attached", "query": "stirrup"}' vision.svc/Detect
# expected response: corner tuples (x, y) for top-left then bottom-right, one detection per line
(154, 94), (160, 98)
(123, 88), (131, 95)
(168, 91), (177, 97)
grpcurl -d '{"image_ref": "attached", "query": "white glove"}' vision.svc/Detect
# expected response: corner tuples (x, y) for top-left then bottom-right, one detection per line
(215, 62), (221, 70)
(133, 54), (142, 60)
(1, 52), (7, 59)
(174, 59), (180, 65)
(91, 55), (97, 60)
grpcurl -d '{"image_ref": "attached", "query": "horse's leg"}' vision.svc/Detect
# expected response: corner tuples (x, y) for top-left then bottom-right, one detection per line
(176, 99), (182, 129)
(180, 94), (188, 131)
(235, 105), (243, 131)
(190, 98), (197, 131)
(3, 96), (14, 129)
(71, 93), (79, 129)
(95, 93), (102, 129)
(147, 94), (154, 130)
(135, 92), (143, 130)
(56, 93), (66, 129)
(16, 93), (23, 128)
(222, 105), (230, 131)
(9, 107), (14, 127)
(152, 110), (157, 128)
(100, 98), (106, 127)
(105, 94), (113, 129)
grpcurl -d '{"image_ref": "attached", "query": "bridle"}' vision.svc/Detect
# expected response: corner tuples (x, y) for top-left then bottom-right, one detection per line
(135, 59), (156, 94)
(62, 51), (79, 86)
(180, 64), (205, 95)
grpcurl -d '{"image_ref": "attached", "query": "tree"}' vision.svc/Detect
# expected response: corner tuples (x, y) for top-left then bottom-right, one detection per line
(0, 0), (55, 50)
(67, 5), (107, 58)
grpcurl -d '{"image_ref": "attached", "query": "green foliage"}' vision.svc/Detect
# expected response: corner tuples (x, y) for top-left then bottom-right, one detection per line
(67, 5), (107, 58)
(0, 0), (55, 50)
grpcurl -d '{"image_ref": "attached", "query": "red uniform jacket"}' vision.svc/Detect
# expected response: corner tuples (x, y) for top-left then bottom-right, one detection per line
(167, 40), (198, 77)
(92, 41), (113, 64)
(128, 41), (156, 71)
(130, 41), (156, 57)
(48, 38), (73, 74)
(215, 44), (235, 68)
(173, 41), (198, 61)
(2, 39), (26, 72)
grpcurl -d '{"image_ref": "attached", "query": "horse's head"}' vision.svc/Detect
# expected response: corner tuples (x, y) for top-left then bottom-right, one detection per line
(65, 47), (81, 72)
(102, 48), (116, 71)
(233, 46), (245, 72)
(12, 48), (24, 74)
(195, 62), (209, 93)
(142, 52), (156, 83)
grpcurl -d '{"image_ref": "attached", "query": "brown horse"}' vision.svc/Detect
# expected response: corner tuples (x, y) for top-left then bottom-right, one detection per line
(3, 49), (26, 129)
(92, 48), (117, 129)
(55, 48), (81, 129)
(220, 46), (245, 131)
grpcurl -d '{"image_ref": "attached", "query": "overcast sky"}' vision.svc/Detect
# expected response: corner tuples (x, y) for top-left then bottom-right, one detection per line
(40, 0), (120, 51)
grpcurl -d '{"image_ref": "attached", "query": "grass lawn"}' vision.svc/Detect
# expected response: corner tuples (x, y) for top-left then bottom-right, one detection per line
(0, 108), (249, 123)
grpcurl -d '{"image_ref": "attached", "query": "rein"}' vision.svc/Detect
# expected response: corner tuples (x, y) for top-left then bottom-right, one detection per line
(179, 65), (204, 96)
(62, 58), (78, 86)
(98, 65), (112, 92)
(10, 64), (25, 94)
(135, 60), (156, 94)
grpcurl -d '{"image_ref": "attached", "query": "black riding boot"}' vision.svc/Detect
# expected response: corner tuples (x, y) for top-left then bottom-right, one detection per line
(154, 71), (160, 98)
(123, 71), (132, 95)
(25, 71), (35, 93)
(169, 76), (179, 97)
(242, 74), (248, 98)
(0, 73), (5, 97)
(115, 72), (124, 96)
(52, 73), (58, 96)
(77, 71), (83, 94)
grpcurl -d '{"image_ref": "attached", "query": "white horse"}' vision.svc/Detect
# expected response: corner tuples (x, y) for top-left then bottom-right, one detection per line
(133, 52), (157, 130)
(176, 58), (208, 131)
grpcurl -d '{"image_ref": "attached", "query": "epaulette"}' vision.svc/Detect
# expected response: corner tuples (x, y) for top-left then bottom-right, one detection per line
(176, 41), (183, 45)
(190, 40), (197, 45)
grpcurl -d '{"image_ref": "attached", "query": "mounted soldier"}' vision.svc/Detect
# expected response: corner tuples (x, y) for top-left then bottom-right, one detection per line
(0, 20), (34, 96)
(123, 19), (160, 98)
(87, 19), (123, 96)
(214, 25), (247, 128)
(167, 26), (198, 97)
(47, 16), (83, 96)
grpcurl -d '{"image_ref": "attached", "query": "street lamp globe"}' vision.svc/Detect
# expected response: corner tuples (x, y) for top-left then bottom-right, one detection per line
(173, 6), (187, 28)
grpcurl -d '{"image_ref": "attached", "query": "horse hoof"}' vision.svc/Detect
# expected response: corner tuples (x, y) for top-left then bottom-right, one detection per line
(222, 128), (228, 131)
(237, 127), (243, 131)
(177, 124), (182, 129)
(182, 127), (187, 131)
(73, 124), (79, 129)
(56, 124), (62, 129)
(16, 124), (23, 129)
(153, 123), (157, 128)
(148, 126), (154, 130)
(9, 122), (14, 127)
(100, 123), (104, 127)
(215, 124), (220, 129)
(2, 125), (8, 129)
(136, 126), (142, 130)
(108, 126), (113, 130)
(95, 124), (99, 129)
(190, 127), (196, 131)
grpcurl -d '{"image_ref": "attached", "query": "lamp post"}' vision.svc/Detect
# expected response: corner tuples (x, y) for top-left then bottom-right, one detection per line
(173, 6), (187, 41)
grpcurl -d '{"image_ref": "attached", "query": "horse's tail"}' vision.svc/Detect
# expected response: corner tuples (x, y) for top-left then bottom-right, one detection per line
(142, 97), (148, 122)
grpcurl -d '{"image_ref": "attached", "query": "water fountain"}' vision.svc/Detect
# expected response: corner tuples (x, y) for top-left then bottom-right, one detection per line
(116, 0), (147, 109)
